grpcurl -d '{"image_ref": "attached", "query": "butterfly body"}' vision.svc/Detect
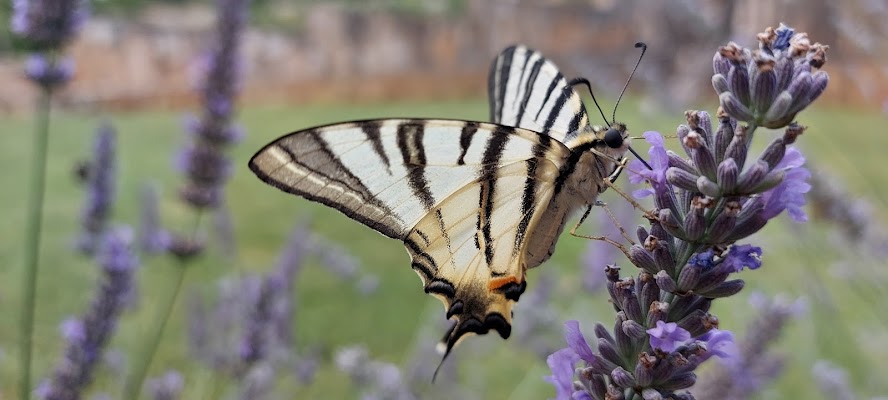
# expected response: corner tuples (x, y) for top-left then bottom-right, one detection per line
(249, 45), (631, 358)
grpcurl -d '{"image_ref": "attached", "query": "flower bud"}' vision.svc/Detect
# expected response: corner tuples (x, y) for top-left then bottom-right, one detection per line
(655, 271), (677, 293)
(696, 175), (722, 198)
(641, 388), (664, 400)
(610, 367), (636, 389)
(751, 65), (778, 115)
(728, 62), (751, 106)
(598, 336), (623, 367)
(667, 167), (700, 192)
(723, 127), (749, 170)
(658, 209), (685, 240)
(712, 73), (730, 94)
(659, 372), (697, 390)
(713, 118), (735, 163)
(736, 160), (769, 193)
(706, 201), (740, 243)
(677, 264), (702, 292)
(622, 320), (647, 339)
(719, 92), (755, 123)
(728, 213), (768, 241)
(667, 151), (696, 174)
(594, 322), (614, 344)
(717, 158), (739, 193)
(630, 245), (659, 274)
(697, 279), (746, 298)
(764, 91), (793, 124)
(647, 301), (669, 326)
(652, 242), (676, 277)
(677, 310), (710, 338)
(759, 137), (787, 169)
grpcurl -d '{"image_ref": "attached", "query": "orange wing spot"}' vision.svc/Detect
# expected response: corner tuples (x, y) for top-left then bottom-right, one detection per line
(488, 275), (521, 291)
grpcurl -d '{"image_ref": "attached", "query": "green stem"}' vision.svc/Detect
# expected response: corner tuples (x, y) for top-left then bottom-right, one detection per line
(19, 86), (53, 400)
(123, 260), (187, 399)
(123, 210), (203, 399)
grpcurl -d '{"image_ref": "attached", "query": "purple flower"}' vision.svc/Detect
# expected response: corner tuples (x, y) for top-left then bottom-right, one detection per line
(40, 227), (139, 400)
(688, 250), (715, 269)
(544, 348), (580, 400)
(24, 54), (74, 89)
(629, 131), (668, 198)
(647, 321), (691, 352)
(11, 0), (88, 49)
(147, 370), (184, 400)
(563, 321), (595, 364)
(696, 329), (737, 362)
(772, 23), (795, 51)
(76, 123), (117, 255)
(761, 147), (811, 222)
(137, 183), (171, 254)
(722, 244), (763, 272)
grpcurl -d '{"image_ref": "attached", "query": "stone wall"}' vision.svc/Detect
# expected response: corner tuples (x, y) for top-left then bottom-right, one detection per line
(1, 0), (884, 114)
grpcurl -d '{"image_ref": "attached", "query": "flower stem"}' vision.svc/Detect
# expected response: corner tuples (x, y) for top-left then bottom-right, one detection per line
(123, 211), (202, 399)
(19, 86), (53, 400)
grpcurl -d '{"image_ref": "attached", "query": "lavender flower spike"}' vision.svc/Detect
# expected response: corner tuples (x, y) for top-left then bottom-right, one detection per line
(40, 227), (140, 400)
(76, 123), (117, 255)
(712, 24), (829, 128)
(178, 0), (250, 209)
(12, 0), (88, 50)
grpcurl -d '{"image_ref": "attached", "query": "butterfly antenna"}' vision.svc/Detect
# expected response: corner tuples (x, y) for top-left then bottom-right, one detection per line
(612, 42), (647, 123)
(567, 77), (610, 125)
(627, 146), (653, 170)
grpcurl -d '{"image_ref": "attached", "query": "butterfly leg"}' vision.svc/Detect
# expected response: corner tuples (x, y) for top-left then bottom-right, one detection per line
(569, 203), (632, 260)
(601, 178), (658, 221)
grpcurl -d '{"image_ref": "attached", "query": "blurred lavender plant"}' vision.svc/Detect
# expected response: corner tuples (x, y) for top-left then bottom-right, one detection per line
(13, 0), (90, 396)
(124, 0), (251, 396)
(137, 183), (171, 255)
(76, 123), (117, 255)
(177, 0), (250, 211)
(188, 223), (318, 398)
(38, 227), (140, 400)
(147, 370), (184, 400)
(546, 24), (828, 399)
(335, 346), (416, 400)
(691, 293), (807, 399)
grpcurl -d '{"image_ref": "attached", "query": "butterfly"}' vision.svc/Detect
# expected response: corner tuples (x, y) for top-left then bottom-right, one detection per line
(249, 44), (636, 368)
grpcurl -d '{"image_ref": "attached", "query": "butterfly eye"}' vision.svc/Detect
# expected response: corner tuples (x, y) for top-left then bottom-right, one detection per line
(604, 128), (624, 148)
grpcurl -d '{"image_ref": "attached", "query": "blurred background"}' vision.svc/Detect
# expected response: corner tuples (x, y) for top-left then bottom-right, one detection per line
(1, 0), (887, 399)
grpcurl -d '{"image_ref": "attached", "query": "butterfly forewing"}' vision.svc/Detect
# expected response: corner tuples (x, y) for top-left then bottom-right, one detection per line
(489, 45), (591, 143)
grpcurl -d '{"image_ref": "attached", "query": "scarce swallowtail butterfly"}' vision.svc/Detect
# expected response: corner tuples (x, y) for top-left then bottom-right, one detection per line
(249, 45), (636, 369)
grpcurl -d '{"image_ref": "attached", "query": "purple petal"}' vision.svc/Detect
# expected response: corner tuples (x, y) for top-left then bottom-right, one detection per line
(564, 320), (596, 364)
(545, 348), (580, 400)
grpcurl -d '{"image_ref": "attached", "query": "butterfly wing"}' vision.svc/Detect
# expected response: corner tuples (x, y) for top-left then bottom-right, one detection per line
(249, 119), (573, 354)
(488, 45), (592, 143)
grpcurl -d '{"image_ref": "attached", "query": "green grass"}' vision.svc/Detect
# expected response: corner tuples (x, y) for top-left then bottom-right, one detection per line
(1, 98), (887, 399)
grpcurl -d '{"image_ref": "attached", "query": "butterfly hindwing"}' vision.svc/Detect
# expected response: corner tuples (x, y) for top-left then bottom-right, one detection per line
(249, 118), (575, 354)
(488, 45), (592, 143)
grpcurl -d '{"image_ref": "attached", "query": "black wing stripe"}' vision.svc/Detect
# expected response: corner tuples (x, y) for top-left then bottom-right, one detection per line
(534, 72), (563, 121)
(361, 120), (391, 174)
(477, 128), (512, 266)
(397, 121), (435, 211)
(492, 46), (516, 123)
(514, 137), (550, 254)
(457, 122), (479, 165)
(515, 57), (545, 127)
